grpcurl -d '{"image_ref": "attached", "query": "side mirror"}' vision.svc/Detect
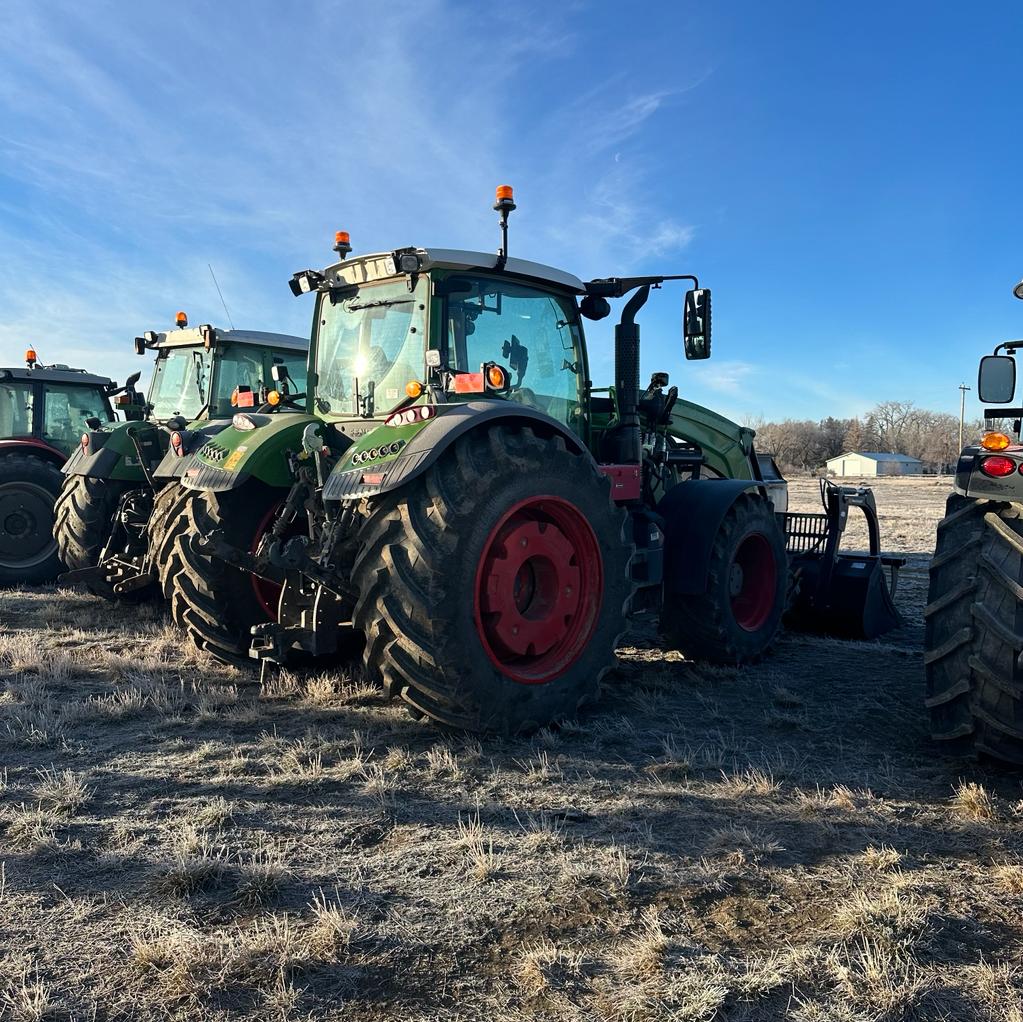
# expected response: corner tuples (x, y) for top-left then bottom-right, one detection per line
(271, 363), (290, 384)
(134, 337), (146, 355)
(979, 354), (1016, 404)
(683, 288), (712, 360)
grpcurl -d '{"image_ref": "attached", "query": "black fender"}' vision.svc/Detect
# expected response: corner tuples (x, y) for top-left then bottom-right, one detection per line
(322, 400), (593, 502)
(658, 478), (762, 595)
(61, 421), (168, 480)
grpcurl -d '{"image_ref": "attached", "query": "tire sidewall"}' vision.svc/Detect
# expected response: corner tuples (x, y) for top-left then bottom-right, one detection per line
(393, 450), (629, 730)
(0, 455), (64, 584)
(710, 499), (788, 660)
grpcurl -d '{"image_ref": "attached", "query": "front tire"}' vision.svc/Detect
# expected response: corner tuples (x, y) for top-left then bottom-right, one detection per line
(925, 494), (1023, 765)
(0, 454), (65, 585)
(660, 491), (787, 664)
(53, 475), (136, 598)
(164, 483), (289, 667)
(350, 426), (633, 733)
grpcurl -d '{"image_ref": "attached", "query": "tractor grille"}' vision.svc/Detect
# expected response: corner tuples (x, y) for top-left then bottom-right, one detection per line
(198, 439), (229, 463)
(782, 512), (831, 555)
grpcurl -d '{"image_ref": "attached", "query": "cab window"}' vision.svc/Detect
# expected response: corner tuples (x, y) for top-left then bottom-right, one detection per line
(445, 277), (585, 430)
(0, 382), (34, 437)
(270, 349), (308, 400)
(42, 384), (111, 448)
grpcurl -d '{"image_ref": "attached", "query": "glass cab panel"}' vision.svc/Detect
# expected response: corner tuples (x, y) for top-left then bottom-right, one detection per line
(444, 276), (586, 433)
(42, 384), (112, 450)
(0, 382), (35, 438)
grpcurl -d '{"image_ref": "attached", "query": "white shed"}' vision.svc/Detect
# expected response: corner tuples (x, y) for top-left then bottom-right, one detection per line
(825, 451), (924, 477)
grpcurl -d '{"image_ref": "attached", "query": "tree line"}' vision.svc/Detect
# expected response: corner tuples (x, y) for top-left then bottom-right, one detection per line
(745, 401), (995, 474)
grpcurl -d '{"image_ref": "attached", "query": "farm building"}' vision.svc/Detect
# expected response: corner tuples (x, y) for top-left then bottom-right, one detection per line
(825, 451), (924, 477)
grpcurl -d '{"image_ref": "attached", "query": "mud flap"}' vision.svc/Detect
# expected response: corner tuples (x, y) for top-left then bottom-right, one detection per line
(786, 554), (904, 639)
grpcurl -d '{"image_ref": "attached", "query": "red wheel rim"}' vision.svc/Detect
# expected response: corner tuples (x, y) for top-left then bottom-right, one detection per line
(249, 502), (304, 619)
(473, 495), (603, 685)
(729, 532), (776, 632)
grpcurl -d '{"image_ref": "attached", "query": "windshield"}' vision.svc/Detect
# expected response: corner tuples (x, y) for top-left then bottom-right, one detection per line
(315, 278), (427, 416)
(148, 346), (212, 421)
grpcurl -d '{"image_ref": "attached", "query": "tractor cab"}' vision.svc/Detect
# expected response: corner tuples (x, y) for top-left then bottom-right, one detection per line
(0, 350), (125, 585)
(135, 318), (309, 426)
(0, 352), (116, 459)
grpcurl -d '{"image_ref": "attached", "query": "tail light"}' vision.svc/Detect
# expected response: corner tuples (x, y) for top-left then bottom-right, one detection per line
(170, 431), (185, 456)
(979, 455), (1016, 477)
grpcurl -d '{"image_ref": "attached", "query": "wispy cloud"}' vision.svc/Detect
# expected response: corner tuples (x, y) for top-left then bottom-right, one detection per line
(0, 0), (710, 374)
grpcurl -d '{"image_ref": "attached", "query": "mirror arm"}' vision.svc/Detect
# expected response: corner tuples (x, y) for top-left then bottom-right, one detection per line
(585, 274), (699, 299)
(994, 340), (1023, 355)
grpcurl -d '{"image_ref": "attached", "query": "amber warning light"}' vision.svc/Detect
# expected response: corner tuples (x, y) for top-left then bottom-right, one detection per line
(25, 347), (37, 367)
(175, 311), (188, 328)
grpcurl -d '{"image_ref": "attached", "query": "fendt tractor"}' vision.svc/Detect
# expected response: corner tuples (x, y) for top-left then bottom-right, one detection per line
(168, 187), (903, 732)
(0, 349), (131, 584)
(54, 317), (308, 610)
(926, 276), (1023, 766)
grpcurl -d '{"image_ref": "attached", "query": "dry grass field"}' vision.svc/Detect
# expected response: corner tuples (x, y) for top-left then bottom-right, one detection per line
(3, 476), (1023, 1021)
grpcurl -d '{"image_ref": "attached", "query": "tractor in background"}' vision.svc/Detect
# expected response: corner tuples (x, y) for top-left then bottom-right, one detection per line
(54, 316), (308, 618)
(0, 349), (128, 584)
(926, 276), (1023, 765)
(166, 187), (904, 733)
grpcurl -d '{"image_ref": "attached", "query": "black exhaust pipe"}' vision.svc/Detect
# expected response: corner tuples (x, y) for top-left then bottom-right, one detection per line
(611, 284), (650, 465)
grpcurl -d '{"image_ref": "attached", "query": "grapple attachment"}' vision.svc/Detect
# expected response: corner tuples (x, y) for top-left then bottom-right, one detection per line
(783, 480), (905, 639)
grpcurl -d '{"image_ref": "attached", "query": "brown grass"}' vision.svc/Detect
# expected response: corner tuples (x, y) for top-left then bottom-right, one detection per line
(2, 477), (1023, 1020)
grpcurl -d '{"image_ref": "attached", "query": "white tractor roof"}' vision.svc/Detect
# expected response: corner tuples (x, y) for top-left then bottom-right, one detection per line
(155, 327), (308, 351)
(327, 249), (586, 295)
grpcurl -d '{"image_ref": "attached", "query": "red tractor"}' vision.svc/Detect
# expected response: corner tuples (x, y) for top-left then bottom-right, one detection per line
(0, 349), (140, 584)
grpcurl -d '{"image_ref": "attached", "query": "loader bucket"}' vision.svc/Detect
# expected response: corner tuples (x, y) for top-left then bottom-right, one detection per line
(782, 480), (905, 640)
(786, 553), (904, 639)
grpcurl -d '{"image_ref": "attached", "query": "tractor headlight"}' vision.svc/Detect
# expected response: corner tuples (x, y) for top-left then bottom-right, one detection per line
(232, 413), (257, 431)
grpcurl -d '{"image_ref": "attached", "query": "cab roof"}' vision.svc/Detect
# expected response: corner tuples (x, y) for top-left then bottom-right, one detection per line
(0, 365), (114, 388)
(153, 327), (308, 351)
(327, 249), (586, 295)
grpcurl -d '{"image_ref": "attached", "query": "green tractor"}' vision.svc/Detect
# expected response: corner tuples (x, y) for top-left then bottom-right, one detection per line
(54, 317), (308, 617)
(925, 276), (1023, 765)
(0, 349), (127, 585)
(169, 188), (902, 730)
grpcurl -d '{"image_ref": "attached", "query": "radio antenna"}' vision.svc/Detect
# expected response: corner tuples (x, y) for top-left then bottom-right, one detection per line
(208, 264), (235, 330)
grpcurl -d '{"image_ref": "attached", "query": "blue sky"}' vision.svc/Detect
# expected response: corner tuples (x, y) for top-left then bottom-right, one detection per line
(1, 0), (1021, 423)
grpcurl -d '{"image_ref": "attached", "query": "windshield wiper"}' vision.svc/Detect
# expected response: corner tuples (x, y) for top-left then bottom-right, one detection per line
(344, 297), (414, 312)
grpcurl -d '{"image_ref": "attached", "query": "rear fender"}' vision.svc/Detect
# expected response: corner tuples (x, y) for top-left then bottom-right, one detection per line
(153, 420), (231, 481)
(180, 412), (318, 492)
(61, 421), (165, 482)
(659, 478), (762, 595)
(953, 446), (1023, 500)
(322, 401), (591, 502)
(0, 438), (67, 468)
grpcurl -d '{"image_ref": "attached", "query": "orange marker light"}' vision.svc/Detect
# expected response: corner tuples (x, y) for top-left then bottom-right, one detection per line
(175, 311), (188, 328)
(982, 431), (1011, 451)
(230, 388), (239, 407)
(266, 390), (281, 407)
(495, 185), (514, 202)
(487, 365), (506, 389)
(405, 380), (423, 399)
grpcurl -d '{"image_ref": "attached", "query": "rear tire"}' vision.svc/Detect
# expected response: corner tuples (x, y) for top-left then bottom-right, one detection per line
(164, 483), (288, 667)
(925, 493), (1023, 765)
(350, 426), (633, 733)
(53, 474), (135, 598)
(0, 454), (65, 585)
(660, 491), (787, 664)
